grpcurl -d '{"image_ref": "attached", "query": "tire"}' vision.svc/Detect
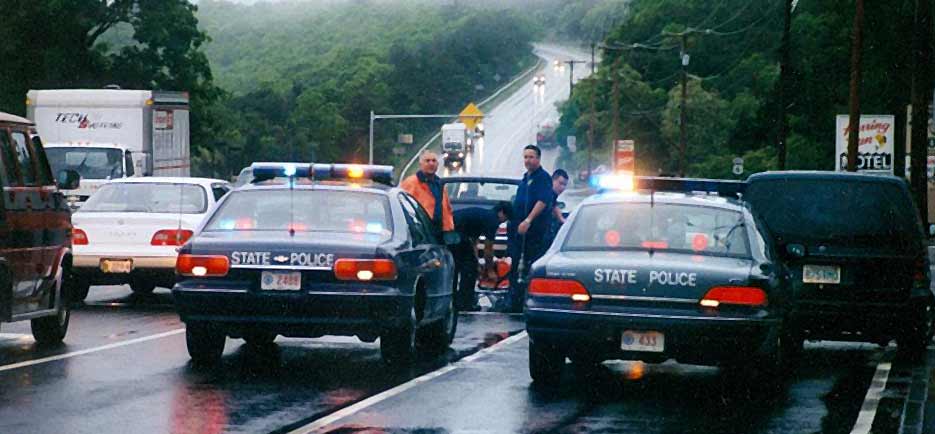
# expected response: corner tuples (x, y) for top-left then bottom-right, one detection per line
(31, 273), (69, 345)
(419, 297), (458, 354)
(129, 276), (157, 295)
(381, 307), (417, 366)
(243, 332), (277, 347)
(899, 299), (935, 358)
(186, 323), (226, 365)
(65, 278), (90, 304)
(529, 339), (564, 386)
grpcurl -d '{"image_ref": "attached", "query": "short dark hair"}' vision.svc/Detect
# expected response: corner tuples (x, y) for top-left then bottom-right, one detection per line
(523, 144), (541, 158)
(494, 201), (513, 220)
(552, 169), (569, 181)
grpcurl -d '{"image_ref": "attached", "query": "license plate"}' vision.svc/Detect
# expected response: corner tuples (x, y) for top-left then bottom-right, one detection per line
(261, 271), (302, 291)
(803, 264), (841, 284)
(100, 259), (133, 274)
(621, 330), (665, 353)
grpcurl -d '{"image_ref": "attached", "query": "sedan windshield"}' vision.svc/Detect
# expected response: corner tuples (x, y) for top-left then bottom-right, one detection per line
(81, 183), (207, 214)
(563, 202), (750, 258)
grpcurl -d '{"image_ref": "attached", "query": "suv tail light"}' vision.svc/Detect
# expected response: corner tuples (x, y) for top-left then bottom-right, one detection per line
(151, 229), (194, 246)
(334, 259), (397, 281)
(914, 256), (929, 287)
(72, 228), (89, 245)
(176, 255), (229, 277)
(529, 278), (591, 302)
(700, 286), (767, 308)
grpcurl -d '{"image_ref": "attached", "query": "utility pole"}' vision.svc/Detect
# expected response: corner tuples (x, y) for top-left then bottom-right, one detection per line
(563, 59), (587, 94)
(777, 0), (793, 169)
(910, 0), (932, 223)
(678, 33), (689, 177)
(846, 0), (865, 172)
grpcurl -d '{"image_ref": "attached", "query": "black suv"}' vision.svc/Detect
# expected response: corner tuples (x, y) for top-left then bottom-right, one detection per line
(746, 171), (933, 355)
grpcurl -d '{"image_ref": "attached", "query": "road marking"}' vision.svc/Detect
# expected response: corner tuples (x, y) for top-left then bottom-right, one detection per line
(289, 331), (529, 434)
(849, 348), (895, 434)
(0, 328), (184, 373)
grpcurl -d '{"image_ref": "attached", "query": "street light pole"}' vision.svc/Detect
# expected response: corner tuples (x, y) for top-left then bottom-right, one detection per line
(369, 110), (375, 165)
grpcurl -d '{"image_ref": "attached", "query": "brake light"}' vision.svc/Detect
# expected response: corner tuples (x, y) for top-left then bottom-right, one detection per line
(334, 259), (397, 281)
(176, 255), (230, 277)
(914, 256), (929, 286)
(151, 229), (194, 246)
(700, 286), (767, 307)
(72, 228), (89, 245)
(529, 278), (591, 302)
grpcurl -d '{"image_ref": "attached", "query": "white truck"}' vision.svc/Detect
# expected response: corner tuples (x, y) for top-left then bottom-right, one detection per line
(26, 89), (191, 208)
(441, 123), (468, 168)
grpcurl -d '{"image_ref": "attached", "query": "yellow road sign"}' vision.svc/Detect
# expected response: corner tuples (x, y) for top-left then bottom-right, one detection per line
(459, 103), (484, 130)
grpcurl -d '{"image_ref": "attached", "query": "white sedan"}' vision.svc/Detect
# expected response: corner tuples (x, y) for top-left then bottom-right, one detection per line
(68, 177), (231, 301)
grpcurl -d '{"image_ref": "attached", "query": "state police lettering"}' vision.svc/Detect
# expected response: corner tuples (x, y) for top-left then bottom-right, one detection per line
(231, 251), (270, 265)
(231, 251), (335, 268)
(649, 270), (697, 287)
(594, 269), (638, 285)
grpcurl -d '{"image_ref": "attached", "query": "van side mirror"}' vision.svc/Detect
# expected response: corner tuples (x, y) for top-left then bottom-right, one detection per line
(56, 170), (80, 190)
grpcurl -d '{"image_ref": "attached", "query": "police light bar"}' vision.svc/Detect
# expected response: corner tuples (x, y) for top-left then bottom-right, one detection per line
(591, 173), (634, 191)
(250, 162), (311, 181)
(312, 164), (394, 185)
(634, 176), (746, 197)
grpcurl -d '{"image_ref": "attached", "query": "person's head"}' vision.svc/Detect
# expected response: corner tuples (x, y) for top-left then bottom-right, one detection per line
(552, 169), (569, 196)
(494, 201), (513, 223)
(419, 150), (439, 176)
(523, 145), (542, 172)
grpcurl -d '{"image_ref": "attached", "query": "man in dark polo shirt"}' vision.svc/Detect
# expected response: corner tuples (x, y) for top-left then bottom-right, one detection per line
(451, 202), (512, 311)
(508, 144), (553, 312)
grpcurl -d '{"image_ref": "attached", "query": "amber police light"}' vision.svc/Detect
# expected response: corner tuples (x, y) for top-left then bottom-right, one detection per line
(700, 286), (767, 308)
(334, 259), (397, 281)
(528, 278), (591, 302)
(72, 228), (89, 245)
(176, 255), (230, 277)
(151, 229), (194, 246)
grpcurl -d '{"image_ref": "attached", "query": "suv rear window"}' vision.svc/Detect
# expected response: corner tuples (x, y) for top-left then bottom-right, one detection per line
(747, 179), (921, 250)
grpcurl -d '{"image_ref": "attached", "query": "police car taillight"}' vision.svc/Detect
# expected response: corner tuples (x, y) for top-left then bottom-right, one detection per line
(176, 255), (230, 277)
(700, 286), (767, 307)
(333, 259), (397, 281)
(72, 228), (89, 245)
(151, 229), (194, 246)
(528, 278), (591, 302)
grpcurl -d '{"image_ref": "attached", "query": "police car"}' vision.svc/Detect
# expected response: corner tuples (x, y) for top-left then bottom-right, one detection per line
(524, 175), (792, 384)
(173, 163), (457, 366)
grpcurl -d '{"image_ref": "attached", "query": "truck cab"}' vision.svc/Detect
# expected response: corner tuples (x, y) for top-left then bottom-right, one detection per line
(43, 143), (141, 209)
(442, 141), (466, 169)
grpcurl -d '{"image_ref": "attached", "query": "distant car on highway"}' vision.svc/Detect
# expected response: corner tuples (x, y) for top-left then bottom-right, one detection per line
(69, 177), (230, 301)
(442, 141), (466, 169)
(536, 123), (557, 148)
(525, 176), (793, 385)
(173, 163), (457, 366)
(533, 75), (546, 87)
(746, 171), (933, 356)
(0, 112), (80, 345)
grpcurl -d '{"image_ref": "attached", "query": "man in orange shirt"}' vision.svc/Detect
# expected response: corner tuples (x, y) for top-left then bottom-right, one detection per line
(399, 150), (455, 241)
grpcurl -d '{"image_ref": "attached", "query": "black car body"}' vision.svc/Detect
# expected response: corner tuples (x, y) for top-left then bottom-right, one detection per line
(173, 163), (457, 365)
(525, 177), (791, 384)
(442, 176), (519, 257)
(746, 171), (933, 353)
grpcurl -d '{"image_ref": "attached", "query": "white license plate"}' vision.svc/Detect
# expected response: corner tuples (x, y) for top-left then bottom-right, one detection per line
(803, 264), (841, 284)
(621, 330), (665, 353)
(261, 271), (302, 291)
(100, 259), (133, 274)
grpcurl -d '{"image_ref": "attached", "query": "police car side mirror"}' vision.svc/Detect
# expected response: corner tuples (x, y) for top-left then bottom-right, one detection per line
(928, 224), (935, 239)
(786, 243), (806, 258)
(56, 170), (80, 190)
(557, 201), (566, 210)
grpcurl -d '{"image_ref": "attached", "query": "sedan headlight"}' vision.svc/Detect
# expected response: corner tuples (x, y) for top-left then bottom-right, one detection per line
(458, 152), (464, 158)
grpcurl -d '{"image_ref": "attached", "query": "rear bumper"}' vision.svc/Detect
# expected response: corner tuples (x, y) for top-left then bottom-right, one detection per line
(172, 285), (413, 338)
(526, 307), (781, 366)
(72, 255), (177, 285)
(789, 298), (926, 342)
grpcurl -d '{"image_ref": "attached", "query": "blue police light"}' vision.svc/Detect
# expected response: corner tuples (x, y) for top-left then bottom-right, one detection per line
(592, 173), (635, 191)
(250, 162), (311, 181)
(313, 164), (394, 185)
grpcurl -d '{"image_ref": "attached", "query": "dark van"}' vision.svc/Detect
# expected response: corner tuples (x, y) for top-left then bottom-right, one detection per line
(0, 112), (79, 344)
(746, 171), (932, 354)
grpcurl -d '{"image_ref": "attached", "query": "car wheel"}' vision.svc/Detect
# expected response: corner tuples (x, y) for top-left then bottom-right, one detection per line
(899, 299), (935, 358)
(65, 278), (90, 304)
(529, 339), (563, 385)
(381, 306), (417, 366)
(31, 302), (69, 346)
(186, 323), (225, 365)
(243, 332), (277, 347)
(129, 277), (157, 294)
(419, 297), (458, 354)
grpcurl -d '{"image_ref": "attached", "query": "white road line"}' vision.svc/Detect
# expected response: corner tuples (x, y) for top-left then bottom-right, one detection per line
(289, 331), (529, 434)
(0, 328), (184, 373)
(849, 350), (894, 434)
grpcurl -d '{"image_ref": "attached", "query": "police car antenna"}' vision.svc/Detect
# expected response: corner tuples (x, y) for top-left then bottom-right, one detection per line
(289, 171), (295, 237)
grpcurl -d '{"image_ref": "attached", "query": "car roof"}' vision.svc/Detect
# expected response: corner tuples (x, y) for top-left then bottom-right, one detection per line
(747, 170), (907, 186)
(235, 180), (394, 195)
(441, 176), (521, 185)
(581, 190), (746, 212)
(0, 112), (33, 125)
(109, 177), (228, 187)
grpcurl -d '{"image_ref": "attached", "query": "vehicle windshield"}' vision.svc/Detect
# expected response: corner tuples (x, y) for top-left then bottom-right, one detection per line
(443, 142), (464, 151)
(445, 180), (517, 202)
(563, 202), (750, 258)
(45, 147), (123, 180)
(748, 179), (921, 250)
(203, 189), (392, 240)
(80, 183), (207, 214)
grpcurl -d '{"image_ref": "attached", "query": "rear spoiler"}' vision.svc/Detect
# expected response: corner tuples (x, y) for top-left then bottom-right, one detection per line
(634, 176), (746, 198)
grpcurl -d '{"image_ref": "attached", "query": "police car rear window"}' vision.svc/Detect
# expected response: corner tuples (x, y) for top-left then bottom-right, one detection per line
(81, 183), (207, 214)
(203, 190), (393, 239)
(563, 203), (750, 258)
(445, 181), (517, 202)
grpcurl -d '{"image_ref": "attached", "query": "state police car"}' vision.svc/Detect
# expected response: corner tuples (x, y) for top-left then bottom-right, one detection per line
(524, 175), (792, 384)
(172, 163), (457, 366)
